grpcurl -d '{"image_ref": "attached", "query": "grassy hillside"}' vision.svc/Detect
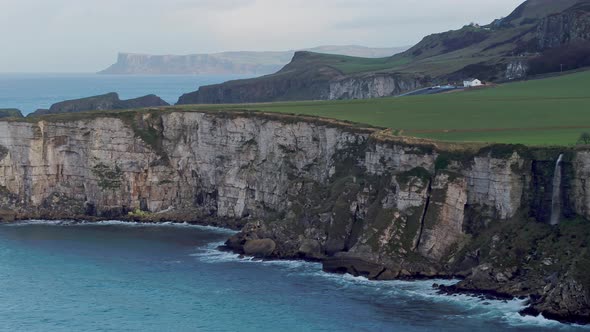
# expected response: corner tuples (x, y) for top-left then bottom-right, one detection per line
(178, 70), (590, 146)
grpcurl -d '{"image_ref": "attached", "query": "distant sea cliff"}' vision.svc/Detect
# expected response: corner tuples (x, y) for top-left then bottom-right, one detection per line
(98, 45), (408, 75)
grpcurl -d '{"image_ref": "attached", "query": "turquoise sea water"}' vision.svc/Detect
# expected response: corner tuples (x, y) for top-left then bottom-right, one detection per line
(0, 220), (587, 332)
(0, 74), (250, 115)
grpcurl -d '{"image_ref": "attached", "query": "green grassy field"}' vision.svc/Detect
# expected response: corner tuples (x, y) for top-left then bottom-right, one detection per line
(179, 70), (590, 146)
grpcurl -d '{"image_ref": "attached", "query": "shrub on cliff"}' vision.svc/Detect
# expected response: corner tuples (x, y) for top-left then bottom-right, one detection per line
(577, 132), (590, 145)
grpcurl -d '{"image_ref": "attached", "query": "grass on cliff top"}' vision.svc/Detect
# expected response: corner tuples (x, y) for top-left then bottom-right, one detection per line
(177, 70), (590, 146)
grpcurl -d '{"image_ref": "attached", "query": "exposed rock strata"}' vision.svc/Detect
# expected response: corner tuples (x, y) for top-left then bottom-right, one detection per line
(0, 111), (589, 323)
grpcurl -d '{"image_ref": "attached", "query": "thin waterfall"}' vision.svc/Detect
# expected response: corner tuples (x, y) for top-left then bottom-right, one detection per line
(550, 154), (564, 225)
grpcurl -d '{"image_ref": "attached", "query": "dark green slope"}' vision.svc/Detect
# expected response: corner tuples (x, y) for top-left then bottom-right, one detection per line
(177, 0), (590, 105)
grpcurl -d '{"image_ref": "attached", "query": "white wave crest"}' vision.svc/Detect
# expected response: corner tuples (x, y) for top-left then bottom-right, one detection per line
(3, 219), (237, 234)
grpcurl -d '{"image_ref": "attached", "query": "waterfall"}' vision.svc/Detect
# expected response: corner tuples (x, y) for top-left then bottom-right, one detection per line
(549, 154), (564, 225)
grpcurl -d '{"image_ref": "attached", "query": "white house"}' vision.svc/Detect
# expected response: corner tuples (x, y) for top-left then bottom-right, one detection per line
(463, 78), (483, 88)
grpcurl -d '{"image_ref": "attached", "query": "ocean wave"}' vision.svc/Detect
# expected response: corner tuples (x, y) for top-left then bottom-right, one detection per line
(192, 243), (590, 330)
(3, 219), (237, 234)
(191, 241), (322, 271)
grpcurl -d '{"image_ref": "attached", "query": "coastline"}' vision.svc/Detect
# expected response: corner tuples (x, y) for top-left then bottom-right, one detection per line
(2, 217), (588, 326)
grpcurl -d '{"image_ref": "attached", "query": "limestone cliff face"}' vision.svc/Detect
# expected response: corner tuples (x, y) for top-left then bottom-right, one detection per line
(1, 111), (589, 322)
(328, 74), (425, 100)
(505, 60), (529, 80)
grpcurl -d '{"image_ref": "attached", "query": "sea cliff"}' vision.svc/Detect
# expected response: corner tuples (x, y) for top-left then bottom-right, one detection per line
(0, 110), (589, 323)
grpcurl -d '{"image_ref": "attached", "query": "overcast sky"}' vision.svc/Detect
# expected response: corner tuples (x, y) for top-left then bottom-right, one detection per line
(0, 0), (524, 72)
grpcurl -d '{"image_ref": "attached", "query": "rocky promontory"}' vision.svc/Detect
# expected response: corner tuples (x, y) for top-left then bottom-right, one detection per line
(0, 109), (23, 119)
(29, 92), (169, 117)
(1, 109), (590, 323)
(177, 52), (427, 104)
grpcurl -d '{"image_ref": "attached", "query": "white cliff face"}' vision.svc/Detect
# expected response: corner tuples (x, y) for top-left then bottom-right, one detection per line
(418, 173), (468, 261)
(328, 74), (423, 100)
(464, 153), (525, 220)
(161, 112), (363, 219)
(0, 113), (368, 220)
(506, 60), (529, 80)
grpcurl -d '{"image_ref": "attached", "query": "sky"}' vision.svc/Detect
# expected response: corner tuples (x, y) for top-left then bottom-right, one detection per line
(0, 0), (524, 73)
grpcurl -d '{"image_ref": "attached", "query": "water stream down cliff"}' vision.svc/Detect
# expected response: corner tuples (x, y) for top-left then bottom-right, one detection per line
(1, 110), (590, 323)
(550, 154), (564, 225)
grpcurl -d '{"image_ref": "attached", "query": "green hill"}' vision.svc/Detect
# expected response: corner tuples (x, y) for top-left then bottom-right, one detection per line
(177, 0), (590, 104)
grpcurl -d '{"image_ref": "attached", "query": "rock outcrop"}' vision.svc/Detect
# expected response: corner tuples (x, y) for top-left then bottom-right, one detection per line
(328, 73), (426, 100)
(1, 110), (590, 323)
(0, 109), (23, 119)
(177, 52), (426, 104)
(537, 2), (590, 50)
(28, 93), (169, 117)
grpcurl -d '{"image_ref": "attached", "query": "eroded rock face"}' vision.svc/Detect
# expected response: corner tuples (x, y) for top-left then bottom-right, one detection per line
(1, 111), (590, 323)
(328, 73), (425, 100)
(572, 151), (590, 220)
(506, 60), (529, 80)
(537, 6), (590, 50)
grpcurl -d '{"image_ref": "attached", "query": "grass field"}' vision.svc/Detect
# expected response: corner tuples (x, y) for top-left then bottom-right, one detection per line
(179, 70), (590, 146)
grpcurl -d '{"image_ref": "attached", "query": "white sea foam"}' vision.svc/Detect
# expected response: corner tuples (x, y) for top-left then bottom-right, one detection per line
(4, 219), (237, 234)
(191, 241), (321, 271)
(193, 243), (590, 330)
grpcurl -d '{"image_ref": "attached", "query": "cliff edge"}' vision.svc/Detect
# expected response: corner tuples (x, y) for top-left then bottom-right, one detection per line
(1, 109), (590, 323)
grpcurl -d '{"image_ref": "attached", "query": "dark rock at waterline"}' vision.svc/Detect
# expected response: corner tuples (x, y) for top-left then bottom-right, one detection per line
(28, 92), (169, 117)
(0, 209), (17, 222)
(243, 239), (276, 258)
(322, 256), (398, 280)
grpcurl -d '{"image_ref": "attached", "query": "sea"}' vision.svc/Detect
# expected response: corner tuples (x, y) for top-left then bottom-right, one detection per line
(0, 74), (587, 331)
(0, 220), (587, 332)
(0, 73), (252, 115)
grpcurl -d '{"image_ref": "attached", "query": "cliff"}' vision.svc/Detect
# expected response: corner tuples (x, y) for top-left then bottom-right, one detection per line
(28, 93), (169, 117)
(176, 0), (590, 104)
(99, 46), (408, 75)
(177, 52), (427, 104)
(1, 110), (590, 323)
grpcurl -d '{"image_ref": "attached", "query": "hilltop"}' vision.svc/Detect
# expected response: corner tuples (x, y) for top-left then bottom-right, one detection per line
(177, 0), (590, 104)
(99, 45), (408, 75)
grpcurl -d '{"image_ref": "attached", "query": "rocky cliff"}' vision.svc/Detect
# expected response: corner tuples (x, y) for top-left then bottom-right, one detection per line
(177, 52), (427, 104)
(1, 110), (589, 323)
(536, 2), (590, 50)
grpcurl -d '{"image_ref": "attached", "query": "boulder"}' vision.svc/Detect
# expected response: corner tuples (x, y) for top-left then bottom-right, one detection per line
(243, 239), (276, 258)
